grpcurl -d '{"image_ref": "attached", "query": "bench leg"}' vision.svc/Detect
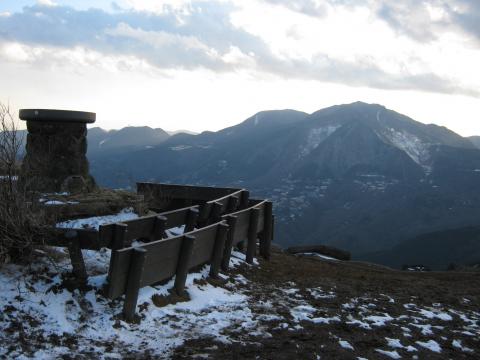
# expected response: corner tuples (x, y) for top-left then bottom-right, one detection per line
(123, 248), (147, 322)
(67, 241), (87, 282)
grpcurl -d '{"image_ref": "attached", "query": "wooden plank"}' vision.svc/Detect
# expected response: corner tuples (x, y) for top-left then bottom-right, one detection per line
(206, 189), (245, 210)
(209, 202), (223, 225)
(221, 200), (267, 249)
(226, 196), (239, 213)
(197, 202), (212, 227)
(185, 208), (199, 233)
(174, 235), (195, 296)
(240, 190), (250, 209)
(226, 199), (267, 218)
(230, 210), (250, 246)
(137, 182), (241, 204)
(221, 215), (237, 272)
(151, 215), (167, 241)
(118, 217), (155, 242)
(107, 235), (182, 299)
(107, 223), (222, 299)
(123, 248), (147, 322)
(100, 205), (199, 248)
(262, 201), (273, 260)
(159, 205), (200, 228)
(50, 229), (102, 250)
(112, 223), (128, 250)
(209, 223), (229, 278)
(67, 239), (87, 281)
(246, 208), (260, 264)
(188, 223), (223, 268)
(107, 246), (132, 299)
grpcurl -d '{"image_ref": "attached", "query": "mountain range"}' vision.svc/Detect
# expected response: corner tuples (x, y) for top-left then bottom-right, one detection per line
(65, 102), (480, 269)
(86, 126), (170, 156)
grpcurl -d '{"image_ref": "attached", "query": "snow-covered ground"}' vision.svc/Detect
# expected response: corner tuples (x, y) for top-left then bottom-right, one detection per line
(1, 248), (479, 358)
(0, 246), (259, 359)
(56, 208), (139, 230)
(1, 208), (479, 359)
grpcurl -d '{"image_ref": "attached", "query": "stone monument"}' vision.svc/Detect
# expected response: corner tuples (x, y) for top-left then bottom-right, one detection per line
(19, 109), (96, 193)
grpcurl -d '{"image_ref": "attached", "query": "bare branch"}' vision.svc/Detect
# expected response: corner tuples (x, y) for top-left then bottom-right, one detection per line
(0, 101), (51, 266)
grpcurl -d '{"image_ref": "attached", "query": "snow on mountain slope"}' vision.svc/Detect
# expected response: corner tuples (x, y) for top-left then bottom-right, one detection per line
(300, 125), (340, 157)
(381, 127), (432, 171)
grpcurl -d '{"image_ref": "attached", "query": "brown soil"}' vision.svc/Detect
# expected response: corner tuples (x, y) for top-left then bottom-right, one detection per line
(172, 249), (480, 359)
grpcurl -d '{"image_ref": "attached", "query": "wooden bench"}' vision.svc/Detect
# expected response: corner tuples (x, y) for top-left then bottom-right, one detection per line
(106, 221), (229, 321)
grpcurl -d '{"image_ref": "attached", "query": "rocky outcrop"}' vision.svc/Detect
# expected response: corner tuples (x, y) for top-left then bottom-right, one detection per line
(286, 245), (351, 261)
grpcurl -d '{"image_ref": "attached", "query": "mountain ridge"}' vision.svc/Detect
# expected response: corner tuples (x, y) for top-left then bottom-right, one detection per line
(83, 102), (480, 269)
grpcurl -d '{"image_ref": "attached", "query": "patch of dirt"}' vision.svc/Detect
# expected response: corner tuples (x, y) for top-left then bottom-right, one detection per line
(172, 249), (480, 359)
(152, 289), (191, 307)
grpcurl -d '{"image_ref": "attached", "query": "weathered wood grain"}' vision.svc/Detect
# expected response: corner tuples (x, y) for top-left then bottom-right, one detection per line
(246, 208), (260, 264)
(210, 223), (229, 278)
(221, 215), (238, 271)
(123, 248), (147, 321)
(174, 235), (195, 297)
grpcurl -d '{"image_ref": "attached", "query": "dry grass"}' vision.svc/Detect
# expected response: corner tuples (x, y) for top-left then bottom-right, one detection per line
(0, 103), (52, 265)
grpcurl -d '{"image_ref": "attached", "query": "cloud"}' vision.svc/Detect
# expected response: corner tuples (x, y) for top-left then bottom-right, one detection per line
(373, 0), (480, 44)
(0, 1), (477, 98)
(447, 1), (480, 41)
(266, 0), (480, 44)
(37, 0), (57, 6)
(262, 0), (327, 17)
(256, 53), (480, 97)
(0, 2), (269, 71)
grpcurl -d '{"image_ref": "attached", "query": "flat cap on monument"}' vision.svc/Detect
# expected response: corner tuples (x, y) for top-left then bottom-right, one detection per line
(19, 109), (96, 124)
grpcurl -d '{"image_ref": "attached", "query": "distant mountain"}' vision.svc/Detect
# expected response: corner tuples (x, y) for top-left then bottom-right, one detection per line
(360, 226), (480, 270)
(88, 102), (480, 268)
(166, 129), (198, 136)
(469, 136), (480, 149)
(87, 126), (170, 157)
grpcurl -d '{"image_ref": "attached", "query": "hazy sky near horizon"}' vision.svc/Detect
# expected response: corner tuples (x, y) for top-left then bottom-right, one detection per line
(0, 0), (479, 135)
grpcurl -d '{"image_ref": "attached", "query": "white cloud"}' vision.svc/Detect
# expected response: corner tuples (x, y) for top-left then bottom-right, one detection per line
(125, 0), (196, 14)
(0, 41), (156, 74)
(0, 0), (479, 136)
(37, 0), (57, 7)
(106, 22), (213, 54)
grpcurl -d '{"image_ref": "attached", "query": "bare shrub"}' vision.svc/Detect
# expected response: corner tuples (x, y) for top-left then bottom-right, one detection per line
(0, 103), (52, 265)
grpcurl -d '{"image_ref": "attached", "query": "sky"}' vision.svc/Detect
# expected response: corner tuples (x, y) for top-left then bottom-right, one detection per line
(0, 0), (479, 136)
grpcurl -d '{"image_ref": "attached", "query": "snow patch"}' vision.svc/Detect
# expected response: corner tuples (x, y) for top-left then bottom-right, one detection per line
(364, 313), (394, 327)
(382, 128), (431, 170)
(170, 145), (193, 151)
(56, 208), (139, 230)
(0, 247), (258, 358)
(300, 126), (339, 156)
(416, 340), (442, 353)
(452, 339), (474, 353)
(339, 340), (354, 350)
(375, 349), (401, 359)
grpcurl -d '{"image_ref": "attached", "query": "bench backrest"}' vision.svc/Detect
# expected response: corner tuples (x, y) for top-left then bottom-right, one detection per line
(137, 182), (241, 211)
(107, 222), (224, 299)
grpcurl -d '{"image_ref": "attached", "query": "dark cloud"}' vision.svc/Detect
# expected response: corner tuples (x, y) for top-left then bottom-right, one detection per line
(0, 1), (477, 97)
